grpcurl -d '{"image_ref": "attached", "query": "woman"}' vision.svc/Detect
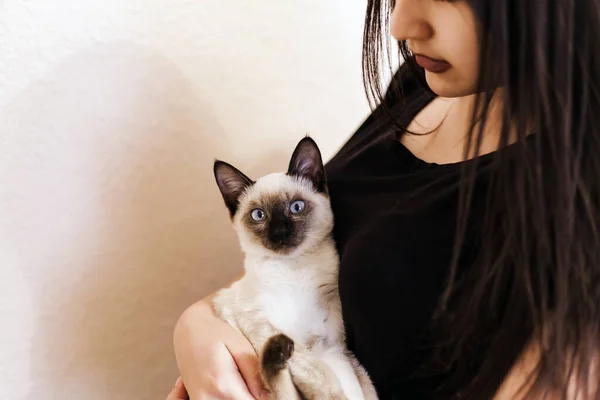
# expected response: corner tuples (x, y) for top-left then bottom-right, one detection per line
(167, 0), (600, 398)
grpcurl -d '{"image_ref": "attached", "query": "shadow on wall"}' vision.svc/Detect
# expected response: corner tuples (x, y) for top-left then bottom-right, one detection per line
(0, 42), (288, 399)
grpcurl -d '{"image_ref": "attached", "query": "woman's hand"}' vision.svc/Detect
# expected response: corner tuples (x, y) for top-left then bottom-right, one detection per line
(173, 299), (269, 400)
(166, 377), (188, 400)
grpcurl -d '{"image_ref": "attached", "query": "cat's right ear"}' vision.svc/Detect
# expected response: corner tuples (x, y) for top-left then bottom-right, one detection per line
(213, 160), (254, 218)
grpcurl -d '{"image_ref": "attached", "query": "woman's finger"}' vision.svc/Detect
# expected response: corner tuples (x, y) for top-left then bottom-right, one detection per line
(224, 341), (268, 400)
(166, 377), (189, 400)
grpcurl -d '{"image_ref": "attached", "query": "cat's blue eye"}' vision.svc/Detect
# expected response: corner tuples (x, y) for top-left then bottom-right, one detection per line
(251, 209), (266, 221)
(290, 200), (305, 214)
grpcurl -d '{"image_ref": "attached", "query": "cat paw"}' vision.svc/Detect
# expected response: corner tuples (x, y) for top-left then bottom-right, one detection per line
(261, 333), (295, 373)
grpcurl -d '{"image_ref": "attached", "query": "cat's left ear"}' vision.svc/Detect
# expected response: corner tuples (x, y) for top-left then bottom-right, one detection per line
(287, 136), (327, 193)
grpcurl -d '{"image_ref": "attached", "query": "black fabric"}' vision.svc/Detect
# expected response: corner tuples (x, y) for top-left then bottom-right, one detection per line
(325, 64), (494, 399)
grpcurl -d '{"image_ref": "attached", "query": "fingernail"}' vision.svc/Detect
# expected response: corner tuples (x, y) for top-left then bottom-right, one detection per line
(174, 377), (183, 388)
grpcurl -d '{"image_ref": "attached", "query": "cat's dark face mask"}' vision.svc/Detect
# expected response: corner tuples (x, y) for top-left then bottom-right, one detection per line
(242, 193), (314, 254)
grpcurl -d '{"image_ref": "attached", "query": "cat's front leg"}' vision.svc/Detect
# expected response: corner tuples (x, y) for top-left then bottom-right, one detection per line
(213, 288), (277, 351)
(286, 343), (349, 400)
(213, 299), (301, 399)
(349, 358), (379, 400)
(230, 313), (281, 353)
(290, 342), (378, 400)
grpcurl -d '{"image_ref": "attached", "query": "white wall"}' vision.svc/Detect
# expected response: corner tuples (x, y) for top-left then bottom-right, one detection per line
(0, 1), (369, 399)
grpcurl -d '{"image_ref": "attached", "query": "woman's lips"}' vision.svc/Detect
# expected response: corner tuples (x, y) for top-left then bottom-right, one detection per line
(414, 54), (451, 73)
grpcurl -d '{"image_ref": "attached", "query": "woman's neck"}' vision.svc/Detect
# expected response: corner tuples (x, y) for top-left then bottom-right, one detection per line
(450, 89), (509, 158)
(402, 88), (515, 164)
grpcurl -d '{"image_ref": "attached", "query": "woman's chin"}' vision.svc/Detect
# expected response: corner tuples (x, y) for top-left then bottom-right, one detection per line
(425, 72), (477, 98)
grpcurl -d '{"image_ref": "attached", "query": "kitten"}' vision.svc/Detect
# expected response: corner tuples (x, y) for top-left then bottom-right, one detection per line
(211, 137), (378, 400)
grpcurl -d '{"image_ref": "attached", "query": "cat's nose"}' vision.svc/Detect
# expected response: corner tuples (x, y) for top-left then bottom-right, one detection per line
(270, 224), (292, 242)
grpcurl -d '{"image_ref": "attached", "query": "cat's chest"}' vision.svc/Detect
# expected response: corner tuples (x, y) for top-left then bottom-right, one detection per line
(258, 277), (340, 344)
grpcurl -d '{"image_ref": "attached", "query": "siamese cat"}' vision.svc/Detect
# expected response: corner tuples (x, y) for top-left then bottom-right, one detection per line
(211, 137), (378, 400)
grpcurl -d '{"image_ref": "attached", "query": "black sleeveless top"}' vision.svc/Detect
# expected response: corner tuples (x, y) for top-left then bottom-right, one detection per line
(325, 65), (494, 399)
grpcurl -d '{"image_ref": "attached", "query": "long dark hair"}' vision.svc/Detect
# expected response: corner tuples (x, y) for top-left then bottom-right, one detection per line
(364, 0), (600, 398)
